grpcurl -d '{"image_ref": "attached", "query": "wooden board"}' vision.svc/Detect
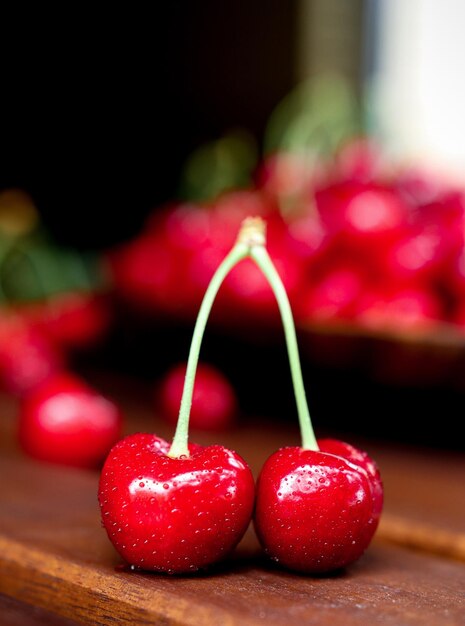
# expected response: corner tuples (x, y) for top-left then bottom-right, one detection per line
(0, 593), (80, 626)
(1, 384), (465, 625)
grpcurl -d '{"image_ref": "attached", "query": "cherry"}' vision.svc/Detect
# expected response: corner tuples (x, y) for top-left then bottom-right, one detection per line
(443, 197), (465, 303)
(210, 212), (304, 328)
(315, 181), (407, 269)
(159, 362), (237, 431)
(109, 194), (271, 322)
(284, 211), (328, 267)
(220, 252), (302, 326)
(295, 264), (366, 324)
(108, 232), (183, 314)
(18, 372), (122, 468)
(229, 218), (383, 573)
(316, 181), (404, 237)
(0, 315), (65, 396)
(98, 433), (254, 573)
(381, 224), (447, 288)
(254, 443), (381, 573)
(354, 286), (442, 333)
(31, 292), (112, 350)
(162, 202), (211, 252)
(99, 221), (258, 573)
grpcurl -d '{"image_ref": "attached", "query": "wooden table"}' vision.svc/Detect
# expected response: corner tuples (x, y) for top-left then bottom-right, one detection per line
(1, 378), (464, 626)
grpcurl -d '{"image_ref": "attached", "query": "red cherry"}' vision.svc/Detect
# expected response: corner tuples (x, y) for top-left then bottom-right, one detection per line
(284, 211), (328, 266)
(355, 287), (442, 332)
(98, 433), (255, 574)
(159, 362), (237, 431)
(162, 203), (211, 252)
(157, 195), (271, 318)
(220, 249), (302, 326)
(254, 441), (382, 573)
(32, 292), (112, 350)
(18, 372), (122, 468)
(0, 316), (65, 396)
(187, 245), (227, 310)
(316, 182), (406, 264)
(108, 233), (183, 313)
(296, 265), (366, 323)
(381, 224), (446, 287)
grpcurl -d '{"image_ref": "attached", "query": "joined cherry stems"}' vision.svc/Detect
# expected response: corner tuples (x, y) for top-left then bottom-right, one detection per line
(168, 216), (318, 458)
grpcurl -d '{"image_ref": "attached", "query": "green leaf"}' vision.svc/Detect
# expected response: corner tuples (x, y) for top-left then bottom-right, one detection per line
(264, 74), (362, 158)
(0, 234), (106, 304)
(178, 130), (258, 202)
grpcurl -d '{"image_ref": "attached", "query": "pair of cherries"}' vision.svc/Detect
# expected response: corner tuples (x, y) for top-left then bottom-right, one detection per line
(99, 218), (383, 575)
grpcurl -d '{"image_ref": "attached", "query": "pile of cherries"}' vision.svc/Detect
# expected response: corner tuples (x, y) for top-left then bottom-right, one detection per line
(0, 292), (111, 396)
(0, 190), (124, 469)
(109, 139), (465, 337)
(0, 206), (237, 469)
(0, 290), (126, 468)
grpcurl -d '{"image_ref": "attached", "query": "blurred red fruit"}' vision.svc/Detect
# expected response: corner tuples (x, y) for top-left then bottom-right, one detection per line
(108, 233), (182, 313)
(159, 362), (237, 431)
(381, 225), (447, 287)
(316, 182), (406, 256)
(296, 265), (366, 323)
(18, 372), (122, 468)
(0, 316), (65, 396)
(32, 292), (112, 350)
(355, 287), (442, 333)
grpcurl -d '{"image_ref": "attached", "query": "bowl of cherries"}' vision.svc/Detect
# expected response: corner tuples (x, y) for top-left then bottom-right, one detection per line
(108, 139), (465, 386)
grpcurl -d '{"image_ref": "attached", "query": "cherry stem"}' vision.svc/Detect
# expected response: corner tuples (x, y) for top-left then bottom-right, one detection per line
(168, 239), (249, 458)
(168, 216), (318, 457)
(249, 245), (318, 451)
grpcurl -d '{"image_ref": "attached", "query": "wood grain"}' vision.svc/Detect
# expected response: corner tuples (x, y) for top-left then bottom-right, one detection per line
(2, 532), (465, 626)
(0, 593), (80, 626)
(1, 384), (465, 625)
(379, 514), (465, 562)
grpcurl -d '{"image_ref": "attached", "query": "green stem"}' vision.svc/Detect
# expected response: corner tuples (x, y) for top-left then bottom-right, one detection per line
(168, 241), (249, 458)
(168, 215), (317, 457)
(250, 245), (319, 451)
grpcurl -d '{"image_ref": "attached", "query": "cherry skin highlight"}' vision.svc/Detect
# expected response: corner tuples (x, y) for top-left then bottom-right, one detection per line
(98, 433), (255, 574)
(317, 439), (383, 520)
(254, 440), (382, 574)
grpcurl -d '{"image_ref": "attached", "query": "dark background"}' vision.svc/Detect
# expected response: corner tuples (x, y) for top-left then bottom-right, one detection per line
(0, 2), (297, 249)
